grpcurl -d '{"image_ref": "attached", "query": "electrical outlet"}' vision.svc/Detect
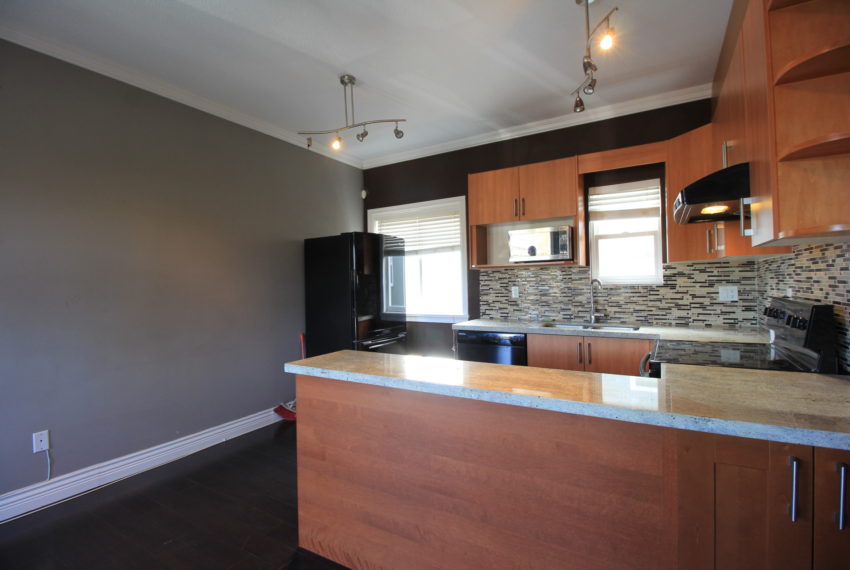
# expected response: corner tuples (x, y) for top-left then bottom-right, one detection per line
(786, 287), (793, 298)
(511, 286), (519, 299)
(32, 430), (49, 453)
(718, 286), (739, 301)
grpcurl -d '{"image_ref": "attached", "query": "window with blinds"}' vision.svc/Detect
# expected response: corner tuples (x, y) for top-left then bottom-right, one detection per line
(368, 197), (468, 321)
(589, 180), (663, 285)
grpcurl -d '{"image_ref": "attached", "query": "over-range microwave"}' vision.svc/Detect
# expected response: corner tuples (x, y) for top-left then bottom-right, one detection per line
(508, 226), (573, 263)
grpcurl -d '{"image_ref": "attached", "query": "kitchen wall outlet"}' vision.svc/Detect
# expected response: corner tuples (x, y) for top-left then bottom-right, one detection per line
(718, 286), (739, 301)
(32, 430), (50, 453)
(511, 286), (520, 299)
(786, 287), (793, 298)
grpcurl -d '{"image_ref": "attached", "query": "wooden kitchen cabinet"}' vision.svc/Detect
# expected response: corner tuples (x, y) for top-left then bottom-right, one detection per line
(666, 124), (722, 262)
(813, 447), (850, 569)
(527, 333), (652, 376)
(467, 156), (577, 226)
(677, 431), (813, 569)
(719, 0), (850, 244)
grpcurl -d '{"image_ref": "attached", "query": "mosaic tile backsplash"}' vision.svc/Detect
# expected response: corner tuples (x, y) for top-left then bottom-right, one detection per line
(478, 243), (850, 370)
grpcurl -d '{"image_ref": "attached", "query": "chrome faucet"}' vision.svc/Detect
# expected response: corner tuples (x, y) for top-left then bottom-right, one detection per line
(590, 278), (605, 324)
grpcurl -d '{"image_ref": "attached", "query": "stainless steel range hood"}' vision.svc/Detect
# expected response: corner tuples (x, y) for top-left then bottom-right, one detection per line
(672, 162), (750, 224)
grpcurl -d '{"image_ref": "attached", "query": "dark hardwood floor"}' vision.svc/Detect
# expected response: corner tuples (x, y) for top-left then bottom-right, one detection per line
(0, 421), (346, 570)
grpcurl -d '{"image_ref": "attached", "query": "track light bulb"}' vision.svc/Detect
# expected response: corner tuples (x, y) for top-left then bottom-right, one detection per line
(394, 123), (404, 139)
(583, 77), (597, 95)
(331, 136), (343, 151)
(573, 95), (585, 113)
(582, 55), (597, 75)
(356, 128), (368, 142)
(599, 28), (615, 51)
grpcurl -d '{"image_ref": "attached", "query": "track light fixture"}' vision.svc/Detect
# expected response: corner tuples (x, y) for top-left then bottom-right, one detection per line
(571, 0), (619, 112)
(299, 74), (407, 151)
(573, 94), (585, 113)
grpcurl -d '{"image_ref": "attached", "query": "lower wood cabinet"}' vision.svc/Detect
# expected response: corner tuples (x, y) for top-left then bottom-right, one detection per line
(814, 447), (850, 569)
(678, 431), (850, 570)
(527, 333), (653, 376)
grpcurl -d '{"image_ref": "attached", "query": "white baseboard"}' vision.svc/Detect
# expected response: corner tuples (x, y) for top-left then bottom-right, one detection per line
(0, 408), (283, 523)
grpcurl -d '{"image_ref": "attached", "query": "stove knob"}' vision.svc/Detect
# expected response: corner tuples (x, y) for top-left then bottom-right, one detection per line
(796, 318), (808, 330)
(790, 317), (800, 328)
(763, 307), (770, 316)
(785, 315), (794, 326)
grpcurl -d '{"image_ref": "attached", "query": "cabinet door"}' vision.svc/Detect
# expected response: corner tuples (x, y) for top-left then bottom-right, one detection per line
(467, 167), (519, 225)
(814, 447), (850, 569)
(666, 124), (723, 262)
(527, 333), (584, 370)
(714, 31), (747, 168)
(677, 432), (813, 569)
(518, 156), (577, 220)
(582, 337), (654, 376)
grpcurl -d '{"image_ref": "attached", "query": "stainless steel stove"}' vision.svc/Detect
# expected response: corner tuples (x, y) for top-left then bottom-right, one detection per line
(642, 298), (840, 377)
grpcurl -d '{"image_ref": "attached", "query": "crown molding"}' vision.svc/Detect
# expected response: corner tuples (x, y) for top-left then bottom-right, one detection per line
(362, 82), (713, 169)
(0, 21), (364, 169)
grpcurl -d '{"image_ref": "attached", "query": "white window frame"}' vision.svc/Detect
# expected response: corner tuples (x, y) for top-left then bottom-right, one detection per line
(589, 179), (664, 286)
(367, 196), (469, 323)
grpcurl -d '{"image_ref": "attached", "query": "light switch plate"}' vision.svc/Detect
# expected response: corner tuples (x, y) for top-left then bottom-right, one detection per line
(718, 286), (739, 301)
(511, 286), (519, 299)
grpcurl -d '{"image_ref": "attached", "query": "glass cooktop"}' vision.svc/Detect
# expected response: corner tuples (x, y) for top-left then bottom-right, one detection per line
(651, 340), (802, 372)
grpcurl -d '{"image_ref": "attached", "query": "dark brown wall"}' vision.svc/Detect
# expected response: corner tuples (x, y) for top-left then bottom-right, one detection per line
(364, 99), (711, 356)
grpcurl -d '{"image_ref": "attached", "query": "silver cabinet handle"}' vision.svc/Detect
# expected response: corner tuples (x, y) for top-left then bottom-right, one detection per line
(789, 456), (800, 522)
(838, 462), (847, 531)
(586, 342), (592, 365)
(739, 197), (754, 237)
(521, 197), (526, 216)
(706, 229), (712, 254)
(578, 342), (583, 364)
(513, 198), (518, 217)
(639, 352), (651, 377)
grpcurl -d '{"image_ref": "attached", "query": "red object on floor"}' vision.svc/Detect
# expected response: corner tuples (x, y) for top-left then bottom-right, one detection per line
(274, 404), (297, 421)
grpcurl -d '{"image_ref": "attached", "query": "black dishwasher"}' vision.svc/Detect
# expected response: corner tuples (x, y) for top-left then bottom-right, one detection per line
(456, 331), (527, 365)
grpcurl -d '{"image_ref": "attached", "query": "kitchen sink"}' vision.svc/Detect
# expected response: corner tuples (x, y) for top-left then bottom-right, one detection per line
(546, 322), (641, 331)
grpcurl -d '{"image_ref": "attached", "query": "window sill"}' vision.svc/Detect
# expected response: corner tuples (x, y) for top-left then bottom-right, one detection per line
(404, 314), (469, 324)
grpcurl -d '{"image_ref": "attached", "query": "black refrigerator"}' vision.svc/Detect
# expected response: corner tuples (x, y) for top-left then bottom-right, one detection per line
(304, 232), (407, 357)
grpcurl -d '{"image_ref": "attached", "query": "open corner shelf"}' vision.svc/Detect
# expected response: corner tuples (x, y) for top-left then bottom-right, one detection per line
(777, 133), (850, 162)
(768, 0), (812, 10)
(774, 42), (850, 85)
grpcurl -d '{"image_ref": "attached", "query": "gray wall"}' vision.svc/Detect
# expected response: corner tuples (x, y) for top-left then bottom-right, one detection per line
(0, 40), (363, 494)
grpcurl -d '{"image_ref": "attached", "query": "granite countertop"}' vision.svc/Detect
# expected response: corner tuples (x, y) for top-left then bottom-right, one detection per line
(453, 318), (771, 343)
(284, 350), (850, 450)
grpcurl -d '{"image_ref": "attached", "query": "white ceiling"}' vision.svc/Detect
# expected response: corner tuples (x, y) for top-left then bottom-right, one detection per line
(0, 0), (732, 169)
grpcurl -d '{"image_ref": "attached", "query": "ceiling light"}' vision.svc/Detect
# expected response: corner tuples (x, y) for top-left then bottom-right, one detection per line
(599, 28), (615, 51)
(299, 74), (406, 150)
(700, 205), (730, 215)
(574, 95), (585, 113)
(570, 1), (619, 112)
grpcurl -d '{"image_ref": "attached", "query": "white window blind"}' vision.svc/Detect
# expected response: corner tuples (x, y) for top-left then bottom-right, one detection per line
(588, 186), (661, 212)
(374, 213), (461, 252)
(367, 196), (468, 323)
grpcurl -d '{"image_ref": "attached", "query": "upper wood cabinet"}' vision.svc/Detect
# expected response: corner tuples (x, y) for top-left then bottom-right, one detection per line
(666, 123), (789, 261)
(719, 0), (850, 244)
(467, 157), (577, 226)
(667, 124), (723, 262)
(527, 334), (653, 376)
